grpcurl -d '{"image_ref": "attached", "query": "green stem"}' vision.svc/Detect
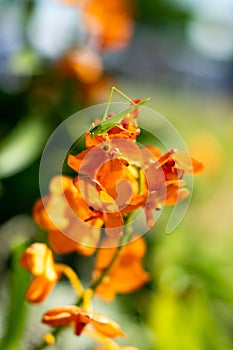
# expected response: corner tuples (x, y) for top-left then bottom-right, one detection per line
(89, 212), (134, 291)
(90, 242), (123, 291)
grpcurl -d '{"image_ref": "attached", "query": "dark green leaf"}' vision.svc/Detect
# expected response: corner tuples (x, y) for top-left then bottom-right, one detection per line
(0, 242), (29, 350)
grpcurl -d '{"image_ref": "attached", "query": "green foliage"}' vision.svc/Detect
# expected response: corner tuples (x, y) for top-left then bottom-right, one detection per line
(0, 242), (30, 350)
(135, 0), (190, 27)
(148, 223), (233, 350)
(0, 116), (50, 178)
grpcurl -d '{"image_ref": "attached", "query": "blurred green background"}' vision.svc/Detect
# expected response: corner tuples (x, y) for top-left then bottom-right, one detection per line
(0, 0), (233, 349)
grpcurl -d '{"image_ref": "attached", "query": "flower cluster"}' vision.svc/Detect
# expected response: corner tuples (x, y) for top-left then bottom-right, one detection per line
(21, 93), (203, 349)
(57, 0), (134, 101)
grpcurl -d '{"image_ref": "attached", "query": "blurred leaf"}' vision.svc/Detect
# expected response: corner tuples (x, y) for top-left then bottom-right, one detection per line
(0, 242), (29, 350)
(149, 290), (232, 350)
(0, 180), (3, 198)
(148, 226), (233, 350)
(67, 134), (86, 156)
(0, 116), (50, 178)
(9, 48), (42, 76)
(137, 0), (190, 26)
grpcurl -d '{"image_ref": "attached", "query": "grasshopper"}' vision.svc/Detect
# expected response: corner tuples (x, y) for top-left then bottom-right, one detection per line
(89, 86), (150, 137)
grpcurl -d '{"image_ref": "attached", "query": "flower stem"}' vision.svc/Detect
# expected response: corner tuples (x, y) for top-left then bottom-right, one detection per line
(83, 288), (93, 311)
(55, 263), (84, 296)
(90, 214), (133, 291)
(32, 215), (134, 350)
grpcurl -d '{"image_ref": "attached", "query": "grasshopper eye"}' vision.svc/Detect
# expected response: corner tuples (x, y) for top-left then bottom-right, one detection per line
(103, 144), (110, 151)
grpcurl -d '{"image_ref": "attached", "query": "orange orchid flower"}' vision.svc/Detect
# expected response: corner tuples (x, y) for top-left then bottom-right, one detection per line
(33, 175), (104, 255)
(65, 48), (103, 84)
(42, 305), (125, 338)
(69, 139), (150, 238)
(21, 243), (84, 303)
(20, 243), (60, 303)
(148, 148), (204, 188)
(61, 0), (133, 51)
(67, 100), (146, 217)
(68, 138), (141, 178)
(48, 230), (96, 256)
(92, 236), (150, 301)
(68, 136), (145, 209)
(142, 147), (204, 227)
(82, 327), (138, 350)
(68, 138), (204, 232)
(84, 0), (133, 51)
(73, 176), (124, 238)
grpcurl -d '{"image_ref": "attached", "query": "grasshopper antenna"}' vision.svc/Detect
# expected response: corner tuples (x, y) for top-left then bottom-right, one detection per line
(102, 86), (135, 121)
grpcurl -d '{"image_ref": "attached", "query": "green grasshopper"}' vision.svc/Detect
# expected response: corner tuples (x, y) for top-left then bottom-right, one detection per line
(89, 86), (150, 137)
